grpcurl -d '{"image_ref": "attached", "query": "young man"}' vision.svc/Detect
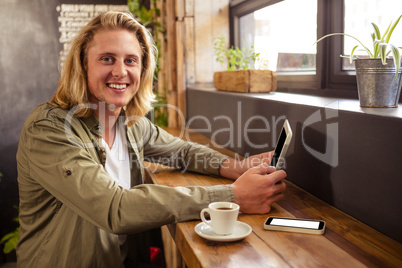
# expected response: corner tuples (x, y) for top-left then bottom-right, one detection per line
(16, 12), (286, 267)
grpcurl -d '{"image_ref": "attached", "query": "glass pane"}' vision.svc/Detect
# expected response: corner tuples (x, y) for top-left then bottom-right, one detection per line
(343, 0), (402, 70)
(239, 0), (317, 73)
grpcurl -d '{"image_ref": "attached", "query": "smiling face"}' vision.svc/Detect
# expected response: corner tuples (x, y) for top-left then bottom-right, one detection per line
(86, 29), (142, 112)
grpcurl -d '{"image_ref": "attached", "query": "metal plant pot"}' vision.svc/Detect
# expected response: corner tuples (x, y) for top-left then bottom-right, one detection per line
(355, 58), (402, 108)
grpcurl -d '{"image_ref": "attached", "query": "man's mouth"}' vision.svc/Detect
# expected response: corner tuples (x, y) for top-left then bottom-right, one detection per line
(107, 83), (129, 90)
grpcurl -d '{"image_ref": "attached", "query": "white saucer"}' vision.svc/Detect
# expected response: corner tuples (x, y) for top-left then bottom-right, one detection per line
(195, 221), (252, 242)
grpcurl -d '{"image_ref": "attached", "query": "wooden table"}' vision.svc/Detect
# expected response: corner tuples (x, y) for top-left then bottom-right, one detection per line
(145, 128), (402, 268)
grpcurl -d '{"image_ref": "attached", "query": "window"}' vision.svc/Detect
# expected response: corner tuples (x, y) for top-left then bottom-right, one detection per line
(342, 1), (402, 70)
(230, 0), (402, 96)
(239, 0), (317, 73)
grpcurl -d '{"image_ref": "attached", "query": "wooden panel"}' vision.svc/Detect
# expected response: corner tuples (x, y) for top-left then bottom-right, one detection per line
(155, 0), (166, 96)
(213, 70), (248, 92)
(175, 0), (185, 20)
(194, 0), (213, 83)
(161, 225), (185, 268)
(184, 0), (195, 85)
(184, 17), (195, 84)
(249, 70), (277, 92)
(176, 20), (186, 127)
(167, 90), (178, 129)
(156, 0), (229, 126)
(165, 0), (178, 128)
(193, 0), (229, 83)
(184, 0), (194, 17)
(213, 70), (277, 92)
(211, 0), (230, 73)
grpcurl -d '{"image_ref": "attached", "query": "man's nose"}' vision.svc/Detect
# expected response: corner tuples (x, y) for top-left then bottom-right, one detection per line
(111, 60), (127, 78)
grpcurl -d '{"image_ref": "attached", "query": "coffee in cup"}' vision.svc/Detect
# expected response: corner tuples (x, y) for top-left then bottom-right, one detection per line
(200, 202), (240, 235)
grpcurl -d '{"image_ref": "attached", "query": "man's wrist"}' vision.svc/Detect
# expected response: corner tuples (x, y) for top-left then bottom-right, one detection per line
(219, 158), (241, 180)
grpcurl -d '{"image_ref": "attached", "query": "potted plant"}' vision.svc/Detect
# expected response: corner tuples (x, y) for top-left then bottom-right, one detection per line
(213, 35), (277, 93)
(315, 15), (402, 107)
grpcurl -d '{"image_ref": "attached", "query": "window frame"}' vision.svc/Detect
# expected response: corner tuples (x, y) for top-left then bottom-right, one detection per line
(229, 0), (359, 96)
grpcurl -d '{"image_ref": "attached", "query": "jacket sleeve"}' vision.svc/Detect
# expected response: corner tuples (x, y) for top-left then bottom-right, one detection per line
(18, 117), (233, 235)
(133, 118), (230, 177)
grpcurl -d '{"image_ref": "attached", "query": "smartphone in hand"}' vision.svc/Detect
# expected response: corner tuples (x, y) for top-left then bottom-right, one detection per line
(269, 119), (292, 170)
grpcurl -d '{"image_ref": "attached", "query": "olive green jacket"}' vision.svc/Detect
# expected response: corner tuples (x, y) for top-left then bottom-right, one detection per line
(16, 102), (234, 268)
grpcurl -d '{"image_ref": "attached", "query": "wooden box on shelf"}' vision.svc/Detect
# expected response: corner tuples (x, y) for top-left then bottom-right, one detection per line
(213, 70), (277, 93)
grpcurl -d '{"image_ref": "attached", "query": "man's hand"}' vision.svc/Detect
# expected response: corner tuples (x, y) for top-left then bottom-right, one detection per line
(232, 163), (286, 214)
(219, 152), (273, 180)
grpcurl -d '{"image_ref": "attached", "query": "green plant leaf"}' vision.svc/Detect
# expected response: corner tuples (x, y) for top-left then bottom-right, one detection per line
(314, 33), (373, 58)
(213, 34), (260, 70)
(350, 45), (359, 63)
(373, 39), (381, 58)
(1, 227), (19, 254)
(3, 237), (18, 254)
(152, 92), (168, 127)
(389, 43), (401, 84)
(127, 0), (139, 12)
(0, 233), (14, 244)
(385, 15), (402, 44)
(316, 16), (401, 82)
(371, 22), (381, 40)
(370, 32), (376, 43)
(379, 43), (388, 64)
(213, 35), (227, 65)
(381, 22), (392, 43)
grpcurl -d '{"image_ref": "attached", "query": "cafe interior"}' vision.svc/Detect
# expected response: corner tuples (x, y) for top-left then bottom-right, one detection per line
(0, 0), (401, 267)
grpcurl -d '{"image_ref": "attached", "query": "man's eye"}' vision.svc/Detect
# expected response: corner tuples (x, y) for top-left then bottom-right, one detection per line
(101, 57), (113, 63)
(126, 58), (136, 64)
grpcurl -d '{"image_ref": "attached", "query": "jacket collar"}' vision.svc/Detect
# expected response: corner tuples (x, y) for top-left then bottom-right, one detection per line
(81, 113), (103, 137)
(81, 109), (127, 136)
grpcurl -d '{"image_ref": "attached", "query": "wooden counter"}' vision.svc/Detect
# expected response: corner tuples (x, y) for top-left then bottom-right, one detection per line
(145, 128), (402, 268)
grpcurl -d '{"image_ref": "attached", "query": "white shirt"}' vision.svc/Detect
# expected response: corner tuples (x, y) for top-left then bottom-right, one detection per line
(101, 123), (130, 260)
(101, 123), (131, 190)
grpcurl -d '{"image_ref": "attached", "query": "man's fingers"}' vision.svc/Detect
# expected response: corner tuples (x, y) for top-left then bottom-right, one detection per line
(268, 170), (287, 184)
(246, 164), (287, 184)
(272, 180), (286, 195)
(248, 163), (276, 175)
(267, 191), (285, 205)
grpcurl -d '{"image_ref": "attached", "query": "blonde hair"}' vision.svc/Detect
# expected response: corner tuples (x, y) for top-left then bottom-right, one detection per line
(51, 11), (157, 126)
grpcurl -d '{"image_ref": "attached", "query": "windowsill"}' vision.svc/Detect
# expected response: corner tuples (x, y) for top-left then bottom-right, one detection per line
(187, 84), (402, 119)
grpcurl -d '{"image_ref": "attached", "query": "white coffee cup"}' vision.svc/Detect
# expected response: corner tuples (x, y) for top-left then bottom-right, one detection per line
(200, 202), (240, 235)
